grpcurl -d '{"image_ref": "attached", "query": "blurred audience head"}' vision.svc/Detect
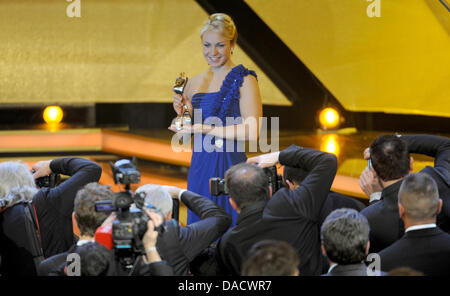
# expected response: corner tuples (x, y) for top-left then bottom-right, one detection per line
(0, 161), (37, 207)
(321, 208), (370, 265)
(387, 266), (424, 276)
(398, 173), (442, 224)
(73, 182), (114, 237)
(225, 163), (270, 212)
(135, 184), (173, 220)
(369, 135), (411, 182)
(242, 240), (299, 276)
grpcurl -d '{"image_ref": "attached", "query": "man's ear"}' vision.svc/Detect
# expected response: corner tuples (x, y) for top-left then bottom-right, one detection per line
(72, 212), (80, 238)
(398, 202), (406, 219)
(321, 245), (327, 257)
(409, 156), (414, 172)
(285, 180), (295, 191)
(437, 199), (443, 215)
(166, 210), (172, 221)
(370, 166), (378, 178)
(229, 197), (240, 214)
(365, 241), (370, 256)
(268, 185), (273, 197)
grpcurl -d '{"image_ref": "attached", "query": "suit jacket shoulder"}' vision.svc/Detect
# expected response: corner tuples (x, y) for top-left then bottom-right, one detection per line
(379, 227), (450, 276)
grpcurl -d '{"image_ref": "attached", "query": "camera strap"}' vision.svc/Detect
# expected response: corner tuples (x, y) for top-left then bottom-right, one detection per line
(0, 202), (42, 243)
(31, 203), (44, 255)
(0, 201), (45, 270)
(126, 232), (146, 276)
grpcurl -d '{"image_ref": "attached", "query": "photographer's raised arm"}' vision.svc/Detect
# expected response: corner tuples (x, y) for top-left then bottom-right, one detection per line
(401, 134), (450, 180)
(179, 190), (232, 262)
(277, 145), (337, 220)
(35, 158), (102, 216)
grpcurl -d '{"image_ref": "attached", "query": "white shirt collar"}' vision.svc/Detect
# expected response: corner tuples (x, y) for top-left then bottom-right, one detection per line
(405, 223), (436, 233)
(328, 263), (338, 273)
(76, 239), (95, 246)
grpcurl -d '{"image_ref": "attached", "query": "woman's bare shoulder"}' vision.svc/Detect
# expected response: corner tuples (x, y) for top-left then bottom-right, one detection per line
(189, 69), (209, 84)
(186, 70), (208, 96)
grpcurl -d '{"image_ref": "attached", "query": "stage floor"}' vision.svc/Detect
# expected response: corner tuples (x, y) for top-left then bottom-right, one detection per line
(0, 126), (445, 226)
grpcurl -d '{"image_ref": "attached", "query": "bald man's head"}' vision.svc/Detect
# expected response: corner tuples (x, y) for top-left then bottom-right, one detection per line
(225, 163), (270, 210)
(398, 173), (441, 222)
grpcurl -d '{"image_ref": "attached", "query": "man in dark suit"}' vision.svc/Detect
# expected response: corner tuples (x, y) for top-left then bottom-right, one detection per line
(135, 184), (232, 276)
(283, 165), (366, 227)
(217, 145), (337, 276)
(321, 208), (381, 276)
(379, 173), (450, 276)
(360, 134), (450, 253)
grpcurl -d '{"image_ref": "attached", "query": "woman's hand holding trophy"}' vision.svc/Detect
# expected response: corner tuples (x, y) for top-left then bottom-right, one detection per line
(170, 72), (193, 133)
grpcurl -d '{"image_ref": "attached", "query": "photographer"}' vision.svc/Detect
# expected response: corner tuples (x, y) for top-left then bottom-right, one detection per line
(283, 165), (366, 227)
(0, 157), (102, 276)
(216, 145), (337, 275)
(359, 134), (450, 252)
(46, 215), (171, 276)
(134, 184), (232, 276)
(39, 182), (173, 276)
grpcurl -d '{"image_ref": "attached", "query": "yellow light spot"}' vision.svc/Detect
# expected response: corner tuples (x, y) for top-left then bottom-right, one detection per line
(43, 106), (63, 124)
(320, 134), (340, 156)
(319, 107), (340, 129)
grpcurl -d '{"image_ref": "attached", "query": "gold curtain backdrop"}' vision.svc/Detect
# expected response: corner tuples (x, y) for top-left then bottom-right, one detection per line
(0, 0), (290, 106)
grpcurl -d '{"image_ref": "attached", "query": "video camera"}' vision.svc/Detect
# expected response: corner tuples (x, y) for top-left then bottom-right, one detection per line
(209, 165), (284, 196)
(94, 157), (165, 272)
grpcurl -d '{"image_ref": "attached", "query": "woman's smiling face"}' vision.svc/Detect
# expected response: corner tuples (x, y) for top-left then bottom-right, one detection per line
(202, 30), (234, 68)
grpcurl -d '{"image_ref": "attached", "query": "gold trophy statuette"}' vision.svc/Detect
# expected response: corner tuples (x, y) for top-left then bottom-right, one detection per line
(173, 72), (191, 131)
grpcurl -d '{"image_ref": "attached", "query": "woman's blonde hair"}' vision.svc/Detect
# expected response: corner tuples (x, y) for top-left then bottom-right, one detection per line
(200, 13), (238, 45)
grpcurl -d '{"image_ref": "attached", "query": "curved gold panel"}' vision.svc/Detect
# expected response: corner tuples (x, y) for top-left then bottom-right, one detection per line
(247, 0), (450, 117)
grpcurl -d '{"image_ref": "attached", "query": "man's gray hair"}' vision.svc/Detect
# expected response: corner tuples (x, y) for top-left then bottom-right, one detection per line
(320, 208), (370, 265)
(398, 173), (440, 221)
(0, 161), (38, 208)
(135, 184), (173, 218)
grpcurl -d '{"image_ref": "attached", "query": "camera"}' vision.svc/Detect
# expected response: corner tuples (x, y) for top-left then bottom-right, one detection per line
(209, 165), (284, 196)
(31, 170), (60, 188)
(209, 177), (228, 196)
(95, 157), (165, 271)
(95, 191), (165, 268)
(110, 157), (140, 186)
(263, 165), (284, 195)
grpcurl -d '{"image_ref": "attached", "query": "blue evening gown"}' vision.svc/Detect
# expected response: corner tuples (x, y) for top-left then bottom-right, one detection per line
(187, 64), (257, 226)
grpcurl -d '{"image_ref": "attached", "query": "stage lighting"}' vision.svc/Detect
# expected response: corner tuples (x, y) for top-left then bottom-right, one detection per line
(43, 106), (63, 124)
(320, 134), (340, 156)
(319, 107), (340, 129)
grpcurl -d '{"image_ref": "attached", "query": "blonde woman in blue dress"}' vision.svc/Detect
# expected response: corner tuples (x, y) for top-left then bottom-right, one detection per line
(170, 13), (262, 225)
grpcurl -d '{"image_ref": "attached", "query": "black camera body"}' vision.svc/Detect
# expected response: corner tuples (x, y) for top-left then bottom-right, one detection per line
(209, 177), (228, 196)
(110, 158), (140, 186)
(95, 191), (152, 269)
(263, 165), (284, 195)
(95, 157), (164, 270)
(95, 191), (163, 242)
(209, 165), (284, 196)
(31, 170), (60, 188)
